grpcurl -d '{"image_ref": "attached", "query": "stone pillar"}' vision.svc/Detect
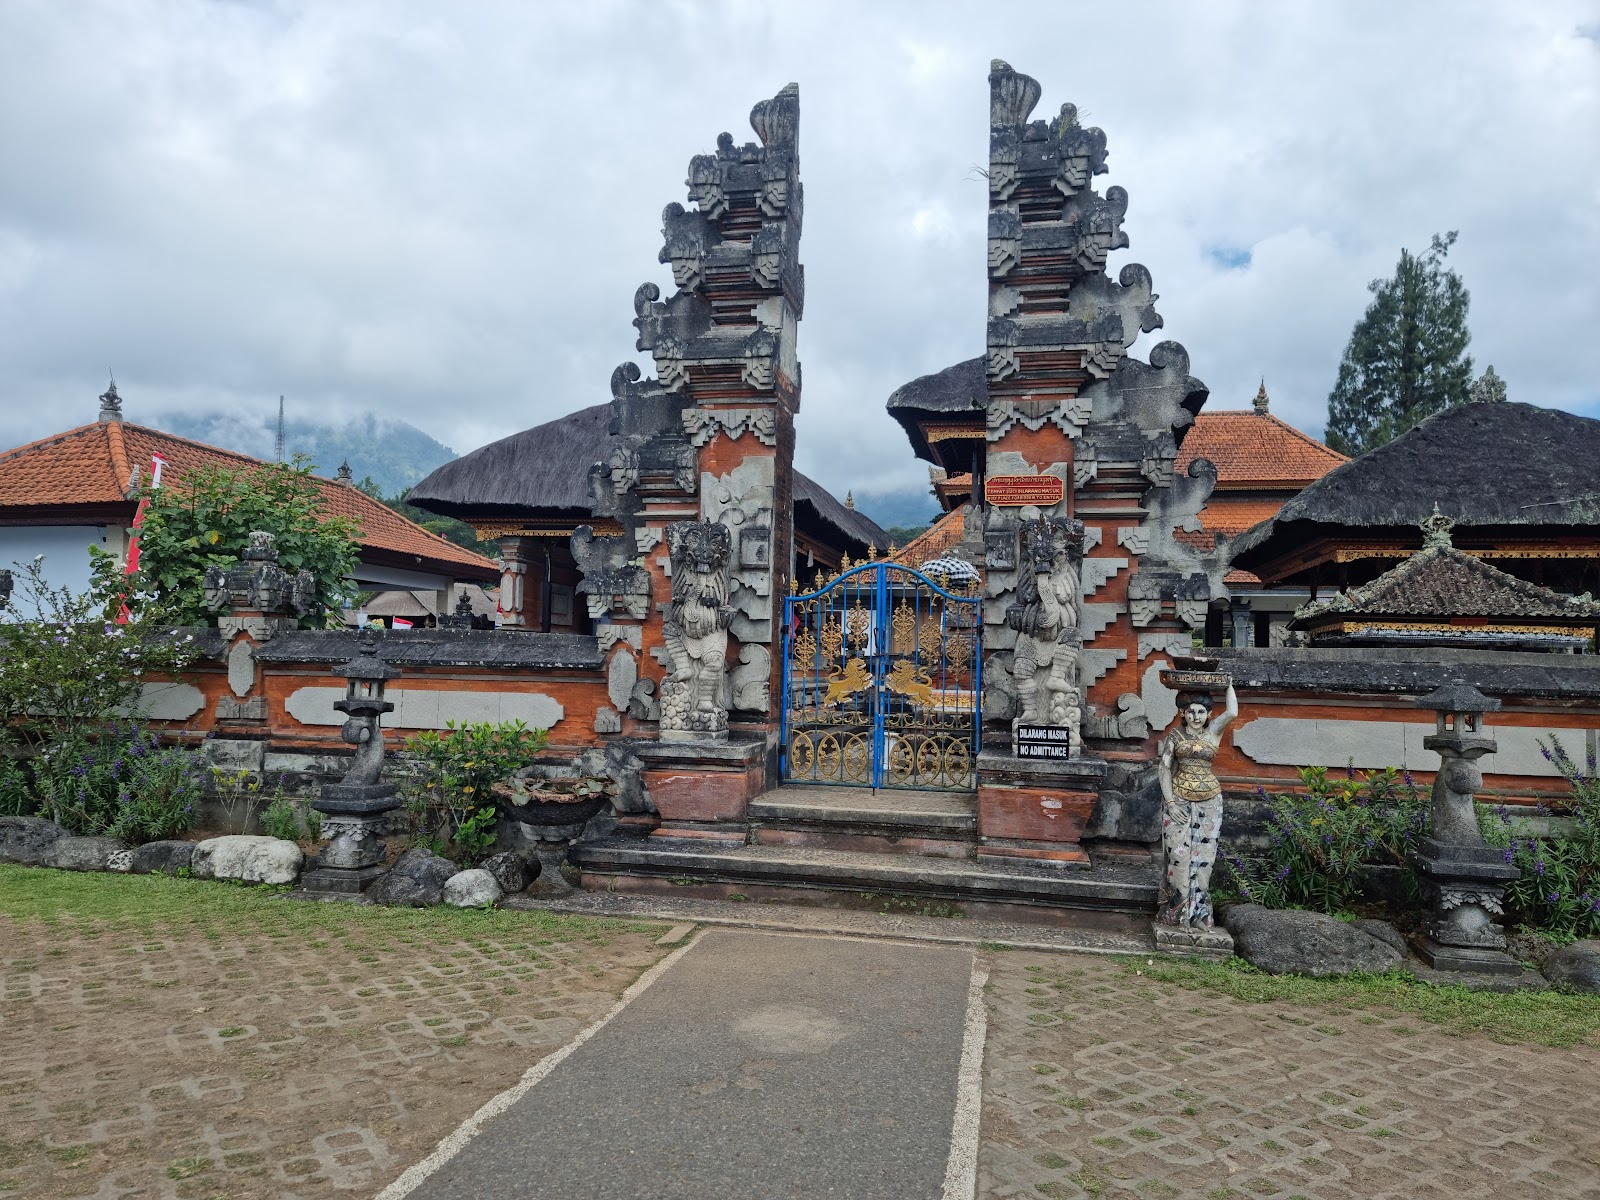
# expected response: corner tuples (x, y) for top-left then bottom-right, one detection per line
(1411, 683), (1521, 975)
(496, 538), (529, 628)
(299, 636), (403, 895)
(1229, 598), (1252, 649)
(974, 61), (1229, 860)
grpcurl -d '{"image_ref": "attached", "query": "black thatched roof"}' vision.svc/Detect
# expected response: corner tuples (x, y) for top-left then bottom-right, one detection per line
(794, 472), (890, 554)
(1232, 403), (1600, 569)
(407, 402), (889, 555)
(885, 357), (985, 464)
(406, 403), (613, 518)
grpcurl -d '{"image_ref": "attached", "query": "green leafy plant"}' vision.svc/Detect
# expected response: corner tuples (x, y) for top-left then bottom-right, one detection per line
(132, 454), (361, 628)
(260, 795), (303, 842)
(404, 720), (548, 864)
(33, 722), (203, 843)
(0, 755), (29, 816)
(1480, 735), (1600, 940)
(1221, 766), (1430, 913)
(210, 769), (284, 835)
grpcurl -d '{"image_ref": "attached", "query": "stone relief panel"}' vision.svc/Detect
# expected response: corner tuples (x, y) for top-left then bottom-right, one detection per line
(701, 458), (775, 644)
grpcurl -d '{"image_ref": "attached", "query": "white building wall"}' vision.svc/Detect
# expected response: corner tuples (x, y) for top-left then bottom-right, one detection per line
(0, 526), (110, 617)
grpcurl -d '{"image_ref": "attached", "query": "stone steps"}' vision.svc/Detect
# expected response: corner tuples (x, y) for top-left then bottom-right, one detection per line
(746, 784), (976, 859)
(571, 836), (1158, 930)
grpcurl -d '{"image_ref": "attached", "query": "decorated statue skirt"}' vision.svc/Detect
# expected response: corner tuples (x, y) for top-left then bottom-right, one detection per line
(1159, 795), (1223, 928)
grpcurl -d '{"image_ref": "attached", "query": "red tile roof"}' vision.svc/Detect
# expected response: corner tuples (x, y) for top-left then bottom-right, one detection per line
(0, 420), (497, 579)
(1175, 409), (1347, 488)
(893, 508), (967, 564)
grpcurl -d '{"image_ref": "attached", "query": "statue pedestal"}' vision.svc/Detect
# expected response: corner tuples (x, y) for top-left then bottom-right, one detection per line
(976, 752), (1106, 867)
(301, 783), (401, 895)
(1411, 838), (1522, 976)
(637, 736), (767, 843)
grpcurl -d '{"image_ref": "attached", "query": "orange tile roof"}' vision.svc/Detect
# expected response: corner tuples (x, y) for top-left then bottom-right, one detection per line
(1175, 409), (1347, 488)
(0, 420), (497, 579)
(893, 507), (967, 564)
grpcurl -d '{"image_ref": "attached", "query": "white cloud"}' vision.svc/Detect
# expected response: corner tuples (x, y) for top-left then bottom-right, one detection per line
(0, 0), (1594, 518)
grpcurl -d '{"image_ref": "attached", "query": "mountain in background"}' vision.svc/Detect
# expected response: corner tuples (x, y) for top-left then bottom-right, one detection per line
(151, 410), (458, 498)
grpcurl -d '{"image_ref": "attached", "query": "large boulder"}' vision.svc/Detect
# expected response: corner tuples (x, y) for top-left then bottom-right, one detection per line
(1542, 940), (1600, 994)
(0, 815), (67, 865)
(46, 836), (126, 872)
(479, 850), (536, 896)
(366, 848), (460, 908)
(131, 840), (195, 876)
(191, 835), (303, 885)
(1223, 904), (1405, 977)
(442, 869), (502, 908)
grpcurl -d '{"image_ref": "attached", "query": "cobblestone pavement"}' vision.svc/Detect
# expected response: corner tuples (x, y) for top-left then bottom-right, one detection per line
(978, 953), (1600, 1200)
(0, 906), (668, 1199)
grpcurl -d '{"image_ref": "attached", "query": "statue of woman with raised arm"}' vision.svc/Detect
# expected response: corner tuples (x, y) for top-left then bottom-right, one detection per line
(1156, 680), (1238, 929)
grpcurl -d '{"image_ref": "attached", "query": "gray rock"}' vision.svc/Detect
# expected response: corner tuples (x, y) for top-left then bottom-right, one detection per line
(442, 869), (502, 908)
(131, 840), (195, 875)
(106, 849), (134, 873)
(479, 850), (535, 896)
(1353, 918), (1409, 958)
(0, 815), (67, 865)
(1542, 940), (1600, 994)
(46, 836), (126, 872)
(191, 835), (304, 885)
(367, 848), (459, 907)
(1223, 904), (1404, 977)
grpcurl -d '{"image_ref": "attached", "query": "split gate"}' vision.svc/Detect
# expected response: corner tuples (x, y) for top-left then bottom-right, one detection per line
(780, 562), (982, 791)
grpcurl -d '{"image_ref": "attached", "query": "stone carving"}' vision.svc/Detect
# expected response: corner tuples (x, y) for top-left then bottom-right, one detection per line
(202, 531), (314, 626)
(683, 407), (778, 448)
(701, 458), (775, 644)
(1155, 664), (1238, 930)
(594, 706), (623, 734)
(660, 521), (734, 740)
(607, 648), (638, 712)
(571, 526), (652, 621)
(986, 395), (1092, 442)
(596, 625), (643, 653)
(1006, 515), (1085, 742)
(727, 643), (772, 713)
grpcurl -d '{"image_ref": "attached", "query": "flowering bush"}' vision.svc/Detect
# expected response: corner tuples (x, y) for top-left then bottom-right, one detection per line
(1220, 765), (1431, 913)
(1480, 735), (1600, 940)
(404, 720), (548, 864)
(33, 722), (204, 843)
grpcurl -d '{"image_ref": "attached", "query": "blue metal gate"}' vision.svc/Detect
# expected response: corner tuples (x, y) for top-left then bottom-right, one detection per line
(781, 561), (982, 790)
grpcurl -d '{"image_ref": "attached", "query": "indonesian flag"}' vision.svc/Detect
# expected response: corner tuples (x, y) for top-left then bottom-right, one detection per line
(116, 452), (166, 623)
(391, 617), (413, 630)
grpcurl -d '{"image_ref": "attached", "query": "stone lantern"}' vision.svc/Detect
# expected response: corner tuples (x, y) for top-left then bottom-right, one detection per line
(1411, 682), (1521, 975)
(300, 634), (403, 895)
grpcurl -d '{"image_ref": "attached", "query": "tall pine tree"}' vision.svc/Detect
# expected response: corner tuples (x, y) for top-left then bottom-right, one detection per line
(1324, 231), (1473, 456)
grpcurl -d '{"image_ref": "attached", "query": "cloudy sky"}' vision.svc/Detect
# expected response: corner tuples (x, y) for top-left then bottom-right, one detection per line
(1, 1), (1596, 524)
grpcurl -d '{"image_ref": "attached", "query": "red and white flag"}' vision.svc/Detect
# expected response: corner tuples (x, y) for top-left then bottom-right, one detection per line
(391, 617), (413, 630)
(116, 452), (166, 623)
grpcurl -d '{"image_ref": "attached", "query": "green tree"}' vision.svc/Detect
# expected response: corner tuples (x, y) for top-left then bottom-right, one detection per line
(355, 475), (499, 559)
(133, 455), (361, 627)
(1324, 231), (1473, 457)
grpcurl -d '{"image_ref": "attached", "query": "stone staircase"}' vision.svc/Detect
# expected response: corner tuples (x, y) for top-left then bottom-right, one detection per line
(572, 784), (1159, 932)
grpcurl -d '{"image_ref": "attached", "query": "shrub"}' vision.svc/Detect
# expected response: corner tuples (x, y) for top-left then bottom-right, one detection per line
(1480, 735), (1600, 940)
(211, 769), (289, 835)
(34, 722), (204, 843)
(0, 755), (29, 816)
(1221, 765), (1431, 913)
(404, 720), (548, 864)
(260, 795), (303, 842)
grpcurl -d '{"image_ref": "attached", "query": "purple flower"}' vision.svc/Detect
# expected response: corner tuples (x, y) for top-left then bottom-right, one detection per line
(1503, 848), (1515, 865)
(1535, 860), (1546, 876)
(1549, 892), (1561, 903)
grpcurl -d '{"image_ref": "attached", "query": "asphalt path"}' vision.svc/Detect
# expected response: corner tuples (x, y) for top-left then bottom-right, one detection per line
(403, 929), (976, 1199)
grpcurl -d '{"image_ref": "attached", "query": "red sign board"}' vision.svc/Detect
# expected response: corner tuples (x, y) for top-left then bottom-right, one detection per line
(985, 474), (1065, 507)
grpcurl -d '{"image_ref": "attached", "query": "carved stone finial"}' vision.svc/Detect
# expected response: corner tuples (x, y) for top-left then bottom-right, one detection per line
(844, 490), (855, 511)
(1252, 380), (1269, 415)
(1420, 503), (1456, 551)
(244, 531), (279, 562)
(988, 59), (1042, 127)
(336, 460), (353, 484)
(98, 377), (122, 424)
(750, 83), (799, 149)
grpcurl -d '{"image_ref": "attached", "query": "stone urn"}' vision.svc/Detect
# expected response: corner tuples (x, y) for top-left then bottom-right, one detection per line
(490, 772), (616, 895)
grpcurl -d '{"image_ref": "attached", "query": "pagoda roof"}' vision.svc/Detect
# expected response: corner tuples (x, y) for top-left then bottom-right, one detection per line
(1233, 403), (1600, 573)
(1292, 537), (1600, 629)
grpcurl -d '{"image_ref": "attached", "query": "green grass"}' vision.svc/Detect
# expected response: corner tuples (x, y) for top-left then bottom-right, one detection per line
(0, 864), (658, 944)
(1118, 955), (1600, 1048)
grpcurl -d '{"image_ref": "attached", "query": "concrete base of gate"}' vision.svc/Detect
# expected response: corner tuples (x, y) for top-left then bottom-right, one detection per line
(976, 751), (1106, 868)
(748, 785), (976, 859)
(637, 735), (768, 841)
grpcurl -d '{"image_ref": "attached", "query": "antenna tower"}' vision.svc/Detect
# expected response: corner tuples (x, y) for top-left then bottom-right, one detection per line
(275, 396), (285, 462)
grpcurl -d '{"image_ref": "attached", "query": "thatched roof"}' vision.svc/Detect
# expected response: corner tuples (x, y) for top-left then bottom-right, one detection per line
(1231, 403), (1600, 569)
(885, 357), (985, 463)
(408, 402), (889, 555)
(794, 472), (890, 554)
(406, 403), (613, 518)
